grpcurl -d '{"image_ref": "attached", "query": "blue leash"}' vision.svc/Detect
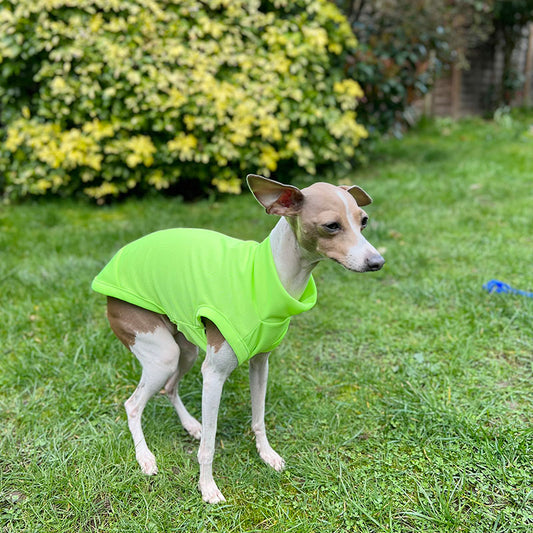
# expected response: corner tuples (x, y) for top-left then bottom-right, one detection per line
(483, 279), (533, 298)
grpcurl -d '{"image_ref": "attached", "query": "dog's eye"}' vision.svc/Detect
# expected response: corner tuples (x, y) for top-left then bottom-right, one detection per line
(361, 216), (368, 229)
(323, 222), (341, 233)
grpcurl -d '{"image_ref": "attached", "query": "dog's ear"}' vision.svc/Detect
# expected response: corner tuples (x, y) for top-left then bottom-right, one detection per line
(246, 174), (304, 216)
(339, 185), (373, 206)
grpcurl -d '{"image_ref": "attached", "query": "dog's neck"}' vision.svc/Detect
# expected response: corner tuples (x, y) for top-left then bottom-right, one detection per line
(269, 217), (320, 299)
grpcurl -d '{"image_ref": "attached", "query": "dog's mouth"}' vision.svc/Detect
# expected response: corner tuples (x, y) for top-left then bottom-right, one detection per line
(331, 257), (364, 273)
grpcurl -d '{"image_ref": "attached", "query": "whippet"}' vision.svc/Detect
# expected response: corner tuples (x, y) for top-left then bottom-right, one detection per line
(92, 174), (384, 503)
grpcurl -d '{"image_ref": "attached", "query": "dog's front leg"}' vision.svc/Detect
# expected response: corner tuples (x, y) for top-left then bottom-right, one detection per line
(249, 352), (286, 471)
(198, 336), (238, 504)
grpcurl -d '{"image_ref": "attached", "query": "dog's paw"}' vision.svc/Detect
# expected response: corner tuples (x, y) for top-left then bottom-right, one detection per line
(259, 447), (286, 472)
(137, 451), (158, 475)
(184, 419), (202, 441)
(199, 481), (226, 504)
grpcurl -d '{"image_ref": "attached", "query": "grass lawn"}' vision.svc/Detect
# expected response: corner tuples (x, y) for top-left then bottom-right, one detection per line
(1, 112), (532, 532)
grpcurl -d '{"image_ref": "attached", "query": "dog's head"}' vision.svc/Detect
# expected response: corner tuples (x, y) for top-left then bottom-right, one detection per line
(247, 174), (384, 273)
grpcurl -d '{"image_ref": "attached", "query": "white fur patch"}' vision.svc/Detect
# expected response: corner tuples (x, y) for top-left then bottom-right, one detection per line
(336, 190), (360, 235)
(336, 190), (380, 271)
(130, 328), (179, 369)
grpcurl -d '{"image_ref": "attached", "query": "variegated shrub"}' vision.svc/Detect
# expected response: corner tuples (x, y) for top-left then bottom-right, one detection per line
(0, 0), (367, 200)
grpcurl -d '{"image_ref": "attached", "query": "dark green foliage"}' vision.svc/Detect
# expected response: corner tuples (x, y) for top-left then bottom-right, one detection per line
(337, 1), (495, 134)
(493, 0), (533, 104)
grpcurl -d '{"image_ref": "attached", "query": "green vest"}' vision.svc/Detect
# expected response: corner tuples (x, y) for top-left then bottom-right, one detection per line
(92, 228), (317, 365)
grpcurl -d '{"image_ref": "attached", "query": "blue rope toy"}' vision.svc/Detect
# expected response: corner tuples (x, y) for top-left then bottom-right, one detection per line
(483, 279), (533, 298)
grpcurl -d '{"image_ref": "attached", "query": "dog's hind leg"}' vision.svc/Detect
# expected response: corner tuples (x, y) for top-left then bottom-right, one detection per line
(106, 297), (180, 475)
(125, 327), (180, 475)
(164, 332), (202, 440)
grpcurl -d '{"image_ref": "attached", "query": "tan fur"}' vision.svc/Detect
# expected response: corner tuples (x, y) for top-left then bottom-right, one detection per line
(106, 296), (177, 349)
(204, 318), (225, 353)
(289, 183), (367, 266)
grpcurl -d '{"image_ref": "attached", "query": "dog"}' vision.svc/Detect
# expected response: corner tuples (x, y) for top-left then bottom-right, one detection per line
(92, 174), (384, 503)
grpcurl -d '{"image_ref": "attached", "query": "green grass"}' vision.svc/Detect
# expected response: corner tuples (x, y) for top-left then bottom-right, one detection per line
(1, 112), (533, 532)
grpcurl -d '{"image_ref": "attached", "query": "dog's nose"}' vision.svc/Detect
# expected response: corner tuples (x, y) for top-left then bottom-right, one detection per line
(366, 254), (385, 271)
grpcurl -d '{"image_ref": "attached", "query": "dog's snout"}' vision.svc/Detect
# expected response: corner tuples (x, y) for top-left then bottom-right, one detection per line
(366, 253), (385, 271)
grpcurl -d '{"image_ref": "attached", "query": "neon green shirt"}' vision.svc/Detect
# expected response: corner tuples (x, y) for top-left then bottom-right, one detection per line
(91, 228), (317, 365)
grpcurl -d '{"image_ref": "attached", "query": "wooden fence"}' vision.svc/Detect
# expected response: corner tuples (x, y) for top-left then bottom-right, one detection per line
(421, 23), (533, 117)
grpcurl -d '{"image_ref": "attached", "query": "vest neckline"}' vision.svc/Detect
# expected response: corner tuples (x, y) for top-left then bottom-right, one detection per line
(252, 236), (317, 321)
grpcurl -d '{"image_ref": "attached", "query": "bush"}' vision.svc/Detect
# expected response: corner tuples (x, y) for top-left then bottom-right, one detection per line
(0, 0), (367, 201)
